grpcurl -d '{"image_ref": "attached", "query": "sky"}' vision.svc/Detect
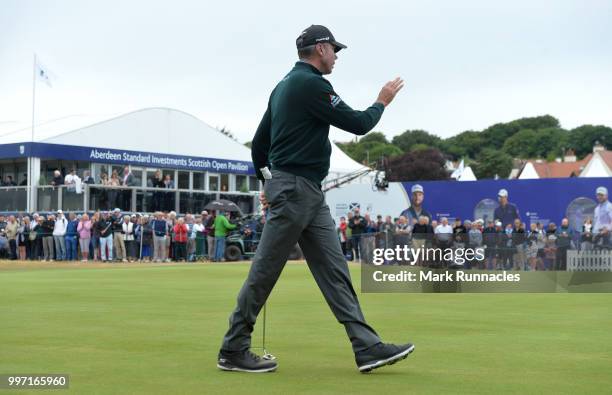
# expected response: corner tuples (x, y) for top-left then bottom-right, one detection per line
(1, 0), (611, 145)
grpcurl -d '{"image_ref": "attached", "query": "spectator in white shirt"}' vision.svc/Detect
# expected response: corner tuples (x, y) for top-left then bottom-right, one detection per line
(434, 217), (453, 249)
(52, 210), (68, 260)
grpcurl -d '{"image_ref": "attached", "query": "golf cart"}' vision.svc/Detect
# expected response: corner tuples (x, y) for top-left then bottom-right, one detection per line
(203, 199), (302, 262)
(223, 213), (303, 261)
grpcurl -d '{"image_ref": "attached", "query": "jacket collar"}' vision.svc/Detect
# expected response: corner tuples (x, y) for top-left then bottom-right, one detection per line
(294, 61), (323, 75)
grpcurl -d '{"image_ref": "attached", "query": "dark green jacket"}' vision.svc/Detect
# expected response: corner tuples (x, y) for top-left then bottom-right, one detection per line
(252, 61), (384, 183)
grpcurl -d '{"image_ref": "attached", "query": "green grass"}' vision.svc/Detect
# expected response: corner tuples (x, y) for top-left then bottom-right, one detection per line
(1, 261), (611, 395)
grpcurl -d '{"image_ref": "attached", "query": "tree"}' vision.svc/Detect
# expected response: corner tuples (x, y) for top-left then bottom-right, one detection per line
(502, 129), (538, 158)
(336, 132), (401, 164)
(481, 115), (560, 149)
(442, 130), (484, 160)
(391, 129), (442, 153)
(568, 125), (612, 157)
(384, 148), (449, 181)
(472, 148), (513, 179)
(502, 128), (568, 159)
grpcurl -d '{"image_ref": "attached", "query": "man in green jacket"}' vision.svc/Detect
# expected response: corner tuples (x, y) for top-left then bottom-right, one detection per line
(213, 211), (236, 262)
(218, 25), (412, 374)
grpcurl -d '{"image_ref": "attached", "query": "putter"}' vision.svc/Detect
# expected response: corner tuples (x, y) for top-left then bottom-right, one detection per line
(261, 303), (276, 360)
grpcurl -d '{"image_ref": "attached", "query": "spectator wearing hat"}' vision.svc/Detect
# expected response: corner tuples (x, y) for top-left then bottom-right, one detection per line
(493, 189), (520, 228)
(593, 186), (612, 248)
(348, 207), (367, 262)
(97, 212), (114, 262)
(399, 184), (432, 224)
(52, 210), (68, 260)
(434, 217), (453, 251)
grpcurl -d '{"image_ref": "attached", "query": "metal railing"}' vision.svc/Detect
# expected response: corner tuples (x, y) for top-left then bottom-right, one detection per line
(0, 185), (258, 214)
(0, 186), (27, 211)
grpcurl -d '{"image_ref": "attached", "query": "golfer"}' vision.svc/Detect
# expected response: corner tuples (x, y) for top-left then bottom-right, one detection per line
(218, 24), (414, 373)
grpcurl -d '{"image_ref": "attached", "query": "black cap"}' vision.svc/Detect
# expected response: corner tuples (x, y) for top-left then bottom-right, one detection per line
(296, 25), (347, 53)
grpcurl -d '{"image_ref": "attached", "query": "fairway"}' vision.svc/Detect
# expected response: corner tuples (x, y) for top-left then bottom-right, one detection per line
(1, 261), (611, 395)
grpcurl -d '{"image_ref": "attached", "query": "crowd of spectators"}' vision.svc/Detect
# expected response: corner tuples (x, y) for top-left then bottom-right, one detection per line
(42, 166), (177, 211)
(0, 209), (242, 263)
(336, 208), (612, 270)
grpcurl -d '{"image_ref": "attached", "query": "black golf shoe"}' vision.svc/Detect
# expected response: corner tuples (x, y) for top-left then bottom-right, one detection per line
(355, 342), (415, 373)
(217, 349), (278, 373)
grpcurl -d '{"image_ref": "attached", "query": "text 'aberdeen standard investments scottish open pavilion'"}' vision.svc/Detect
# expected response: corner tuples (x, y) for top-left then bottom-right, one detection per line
(0, 107), (368, 214)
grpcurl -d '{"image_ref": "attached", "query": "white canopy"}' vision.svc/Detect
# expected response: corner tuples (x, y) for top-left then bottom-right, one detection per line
(457, 166), (477, 181)
(0, 107), (365, 176)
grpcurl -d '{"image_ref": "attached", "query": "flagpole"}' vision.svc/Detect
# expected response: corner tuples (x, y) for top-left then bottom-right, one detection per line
(32, 53), (37, 144)
(28, 53), (37, 212)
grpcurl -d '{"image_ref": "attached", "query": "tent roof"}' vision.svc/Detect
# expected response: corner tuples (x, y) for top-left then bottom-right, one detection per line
(458, 166), (477, 181)
(0, 107), (364, 174)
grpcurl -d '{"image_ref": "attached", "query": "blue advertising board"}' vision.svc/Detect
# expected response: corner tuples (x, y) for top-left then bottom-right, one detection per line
(0, 142), (255, 175)
(401, 177), (612, 232)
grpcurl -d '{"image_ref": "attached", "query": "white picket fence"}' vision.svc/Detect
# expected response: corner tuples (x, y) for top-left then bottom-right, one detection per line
(567, 250), (612, 271)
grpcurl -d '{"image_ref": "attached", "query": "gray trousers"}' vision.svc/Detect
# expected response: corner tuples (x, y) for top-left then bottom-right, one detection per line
(53, 235), (66, 260)
(43, 236), (54, 260)
(153, 235), (166, 261)
(221, 170), (381, 353)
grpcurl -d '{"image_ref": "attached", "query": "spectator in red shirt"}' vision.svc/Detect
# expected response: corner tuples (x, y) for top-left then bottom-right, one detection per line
(173, 217), (189, 262)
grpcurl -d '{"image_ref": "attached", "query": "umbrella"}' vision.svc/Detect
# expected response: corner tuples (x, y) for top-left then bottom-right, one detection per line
(204, 199), (243, 214)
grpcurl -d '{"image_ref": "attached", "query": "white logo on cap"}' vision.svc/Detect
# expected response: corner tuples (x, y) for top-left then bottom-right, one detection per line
(315, 36), (330, 42)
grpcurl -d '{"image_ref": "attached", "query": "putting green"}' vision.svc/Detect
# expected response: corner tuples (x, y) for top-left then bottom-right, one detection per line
(1, 261), (611, 394)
